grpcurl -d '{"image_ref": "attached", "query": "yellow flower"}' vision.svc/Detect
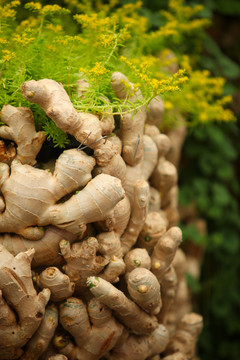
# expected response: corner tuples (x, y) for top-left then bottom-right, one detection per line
(199, 113), (208, 122)
(74, 13), (112, 30)
(79, 67), (87, 74)
(165, 101), (173, 110)
(13, 33), (35, 46)
(2, 50), (16, 62)
(1, 0), (20, 18)
(1, 8), (16, 18)
(41, 5), (70, 15)
(89, 63), (109, 77)
(98, 34), (115, 48)
(46, 24), (63, 33)
(25, 2), (42, 12)
(11, 1), (20, 6)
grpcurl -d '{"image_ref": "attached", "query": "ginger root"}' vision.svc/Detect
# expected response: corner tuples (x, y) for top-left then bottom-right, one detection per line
(0, 105), (46, 165)
(0, 149), (95, 239)
(0, 150), (124, 239)
(87, 276), (158, 335)
(60, 237), (108, 293)
(0, 226), (78, 267)
(95, 196), (131, 236)
(0, 245), (50, 360)
(111, 72), (146, 166)
(146, 96), (165, 127)
(157, 265), (177, 325)
(36, 267), (75, 302)
(58, 297), (123, 359)
(97, 231), (125, 283)
(127, 268), (162, 315)
(121, 179), (150, 254)
(137, 211), (167, 252)
(151, 227), (182, 283)
(165, 313), (203, 359)
(124, 248), (151, 275)
(109, 324), (169, 360)
(21, 305), (58, 360)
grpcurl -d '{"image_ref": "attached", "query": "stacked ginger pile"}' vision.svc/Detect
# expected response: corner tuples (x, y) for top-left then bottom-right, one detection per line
(0, 73), (203, 360)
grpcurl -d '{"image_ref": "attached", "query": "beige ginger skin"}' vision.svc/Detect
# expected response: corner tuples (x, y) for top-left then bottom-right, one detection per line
(151, 227), (182, 283)
(21, 305), (58, 360)
(124, 248), (152, 275)
(121, 179), (150, 254)
(157, 265), (178, 325)
(0, 105), (46, 166)
(109, 324), (169, 360)
(95, 196), (131, 236)
(111, 72), (146, 166)
(137, 211), (168, 252)
(166, 313), (203, 359)
(87, 276), (158, 335)
(58, 297), (123, 360)
(97, 231), (126, 283)
(127, 267), (162, 315)
(162, 353), (187, 360)
(145, 124), (171, 159)
(0, 150), (124, 239)
(123, 134), (158, 206)
(146, 96), (165, 127)
(0, 226), (78, 267)
(59, 237), (108, 293)
(0, 246), (50, 360)
(36, 267), (75, 302)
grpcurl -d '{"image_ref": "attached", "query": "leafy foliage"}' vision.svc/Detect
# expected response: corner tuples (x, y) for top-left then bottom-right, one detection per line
(0, 0), (235, 147)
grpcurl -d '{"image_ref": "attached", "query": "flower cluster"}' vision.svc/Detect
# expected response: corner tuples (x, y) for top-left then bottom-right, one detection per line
(120, 56), (188, 96)
(164, 56), (236, 125)
(89, 62), (109, 77)
(2, 50), (16, 62)
(0, 1), (20, 19)
(25, 2), (70, 15)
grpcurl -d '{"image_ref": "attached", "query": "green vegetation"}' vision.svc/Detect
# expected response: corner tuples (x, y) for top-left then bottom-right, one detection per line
(0, 0), (235, 147)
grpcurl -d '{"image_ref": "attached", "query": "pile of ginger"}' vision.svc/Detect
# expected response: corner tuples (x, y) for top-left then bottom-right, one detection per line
(0, 73), (203, 360)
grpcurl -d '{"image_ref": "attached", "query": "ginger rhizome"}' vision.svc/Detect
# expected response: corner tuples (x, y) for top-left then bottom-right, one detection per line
(57, 297), (123, 359)
(87, 276), (158, 335)
(111, 72), (146, 166)
(0, 246), (50, 359)
(0, 105), (46, 166)
(36, 267), (75, 302)
(21, 305), (58, 360)
(0, 72), (203, 360)
(127, 268), (162, 315)
(109, 324), (169, 360)
(0, 150), (124, 239)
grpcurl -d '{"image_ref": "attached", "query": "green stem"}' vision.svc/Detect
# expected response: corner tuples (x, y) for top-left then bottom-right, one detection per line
(103, 33), (119, 67)
(37, 15), (45, 40)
